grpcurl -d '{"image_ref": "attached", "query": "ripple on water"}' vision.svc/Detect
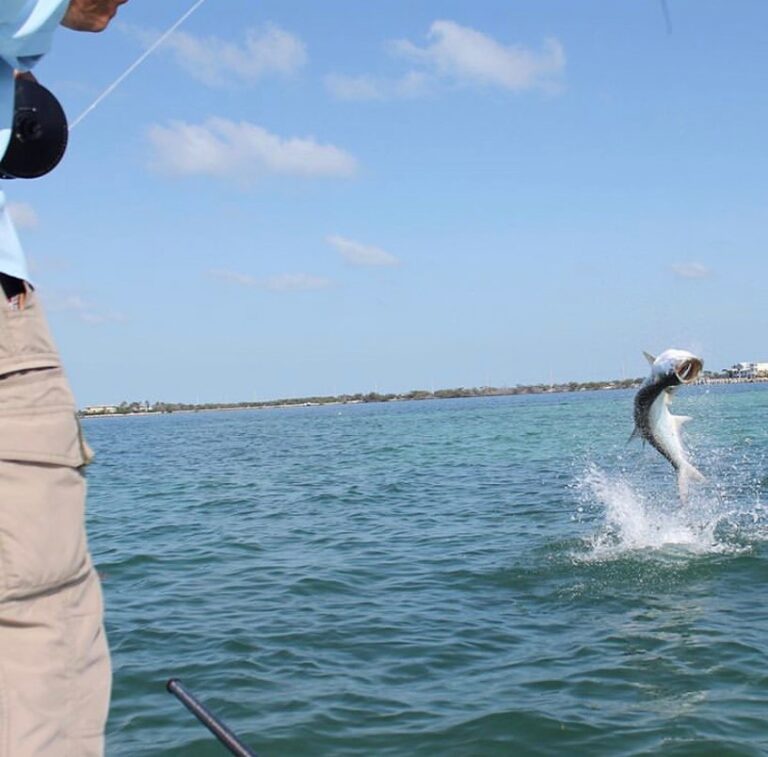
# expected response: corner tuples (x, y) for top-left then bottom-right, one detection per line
(80, 390), (768, 755)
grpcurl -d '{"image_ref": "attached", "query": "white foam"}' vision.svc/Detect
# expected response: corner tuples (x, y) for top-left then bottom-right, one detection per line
(573, 465), (751, 561)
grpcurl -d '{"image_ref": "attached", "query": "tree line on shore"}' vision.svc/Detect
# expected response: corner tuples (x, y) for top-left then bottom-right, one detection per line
(82, 378), (644, 416)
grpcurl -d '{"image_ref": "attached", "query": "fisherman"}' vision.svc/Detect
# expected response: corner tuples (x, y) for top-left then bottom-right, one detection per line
(0, 2), (128, 755)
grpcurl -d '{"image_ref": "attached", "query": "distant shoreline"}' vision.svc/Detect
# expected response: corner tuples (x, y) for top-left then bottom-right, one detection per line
(79, 375), (768, 418)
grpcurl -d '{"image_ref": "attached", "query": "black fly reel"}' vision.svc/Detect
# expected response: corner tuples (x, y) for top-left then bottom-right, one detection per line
(0, 77), (68, 180)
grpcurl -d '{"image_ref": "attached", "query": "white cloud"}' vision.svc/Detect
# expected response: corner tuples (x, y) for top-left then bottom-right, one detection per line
(7, 202), (38, 229)
(327, 235), (400, 267)
(48, 294), (126, 324)
(325, 74), (385, 101)
(265, 273), (332, 292)
(392, 20), (565, 92)
(671, 263), (712, 279)
(208, 269), (259, 287)
(126, 23), (306, 87)
(148, 118), (358, 181)
(208, 269), (332, 292)
(325, 71), (431, 101)
(26, 255), (72, 276)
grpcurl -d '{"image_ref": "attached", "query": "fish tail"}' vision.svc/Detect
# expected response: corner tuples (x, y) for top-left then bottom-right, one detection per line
(677, 462), (705, 503)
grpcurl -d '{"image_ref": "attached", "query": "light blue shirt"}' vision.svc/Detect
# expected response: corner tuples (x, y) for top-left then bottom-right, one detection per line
(0, 0), (69, 282)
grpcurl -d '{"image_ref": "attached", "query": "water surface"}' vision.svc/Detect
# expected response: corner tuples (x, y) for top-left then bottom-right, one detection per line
(84, 385), (768, 755)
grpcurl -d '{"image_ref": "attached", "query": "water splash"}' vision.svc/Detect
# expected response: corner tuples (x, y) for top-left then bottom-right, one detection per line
(573, 464), (758, 561)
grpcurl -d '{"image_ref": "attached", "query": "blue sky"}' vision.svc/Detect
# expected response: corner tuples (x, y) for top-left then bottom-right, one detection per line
(9, 0), (768, 404)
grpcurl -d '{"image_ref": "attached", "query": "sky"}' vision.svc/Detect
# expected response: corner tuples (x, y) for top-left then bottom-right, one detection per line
(9, 0), (768, 404)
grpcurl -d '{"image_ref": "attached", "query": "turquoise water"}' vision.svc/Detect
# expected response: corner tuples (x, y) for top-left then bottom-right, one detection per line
(85, 385), (768, 755)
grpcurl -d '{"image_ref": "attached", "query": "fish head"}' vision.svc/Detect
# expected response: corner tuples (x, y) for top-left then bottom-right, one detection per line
(649, 348), (703, 385)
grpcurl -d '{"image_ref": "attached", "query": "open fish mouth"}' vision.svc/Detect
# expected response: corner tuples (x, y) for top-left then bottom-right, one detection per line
(675, 357), (703, 383)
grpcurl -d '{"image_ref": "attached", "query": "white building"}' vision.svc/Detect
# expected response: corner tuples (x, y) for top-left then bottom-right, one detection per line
(726, 362), (768, 378)
(82, 405), (118, 415)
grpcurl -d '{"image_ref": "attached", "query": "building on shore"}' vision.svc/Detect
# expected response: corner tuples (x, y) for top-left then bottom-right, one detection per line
(725, 362), (768, 379)
(82, 405), (119, 415)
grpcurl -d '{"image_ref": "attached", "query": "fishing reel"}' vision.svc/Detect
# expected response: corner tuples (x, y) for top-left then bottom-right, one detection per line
(0, 76), (68, 180)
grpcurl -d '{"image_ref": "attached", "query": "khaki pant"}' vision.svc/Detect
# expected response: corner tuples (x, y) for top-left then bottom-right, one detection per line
(0, 291), (110, 756)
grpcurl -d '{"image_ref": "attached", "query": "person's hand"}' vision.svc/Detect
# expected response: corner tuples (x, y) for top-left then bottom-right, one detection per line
(61, 0), (128, 33)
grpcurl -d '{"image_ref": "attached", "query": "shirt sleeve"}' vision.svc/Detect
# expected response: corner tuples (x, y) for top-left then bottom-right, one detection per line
(0, 0), (69, 283)
(0, 0), (70, 71)
(0, 191), (30, 281)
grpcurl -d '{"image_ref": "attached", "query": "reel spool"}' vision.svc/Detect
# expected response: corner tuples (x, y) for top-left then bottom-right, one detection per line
(0, 77), (68, 180)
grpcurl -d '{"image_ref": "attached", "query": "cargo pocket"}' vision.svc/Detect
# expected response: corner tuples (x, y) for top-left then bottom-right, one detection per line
(0, 291), (60, 375)
(0, 368), (91, 601)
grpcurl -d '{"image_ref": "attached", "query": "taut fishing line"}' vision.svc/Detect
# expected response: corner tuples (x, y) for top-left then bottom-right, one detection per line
(70, 0), (209, 130)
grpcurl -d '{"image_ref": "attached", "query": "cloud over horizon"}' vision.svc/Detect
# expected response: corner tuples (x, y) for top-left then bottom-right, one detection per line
(325, 71), (431, 101)
(326, 20), (565, 101)
(208, 269), (333, 292)
(392, 21), (565, 92)
(148, 118), (358, 181)
(125, 23), (307, 87)
(47, 294), (126, 325)
(7, 202), (39, 230)
(327, 235), (400, 267)
(671, 262), (712, 279)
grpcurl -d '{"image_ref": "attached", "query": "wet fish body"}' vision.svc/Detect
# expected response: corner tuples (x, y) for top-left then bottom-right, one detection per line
(633, 348), (705, 501)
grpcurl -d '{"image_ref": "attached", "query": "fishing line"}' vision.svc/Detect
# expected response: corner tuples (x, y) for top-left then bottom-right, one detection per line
(69, 0), (209, 130)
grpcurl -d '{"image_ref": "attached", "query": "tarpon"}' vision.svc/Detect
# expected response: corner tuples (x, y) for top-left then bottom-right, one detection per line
(632, 348), (705, 501)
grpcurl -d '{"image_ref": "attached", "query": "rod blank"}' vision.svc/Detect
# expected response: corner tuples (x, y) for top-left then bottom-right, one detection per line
(167, 678), (258, 757)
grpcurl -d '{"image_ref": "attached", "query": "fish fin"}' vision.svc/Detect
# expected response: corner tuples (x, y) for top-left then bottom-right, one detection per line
(643, 351), (656, 365)
(627, 427), (641, 444)
(677, 462), (706, 504)
(673, 414), (693, 428)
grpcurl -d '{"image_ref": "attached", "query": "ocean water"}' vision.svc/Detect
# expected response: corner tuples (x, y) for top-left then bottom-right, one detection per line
(84, 384), (768, 756)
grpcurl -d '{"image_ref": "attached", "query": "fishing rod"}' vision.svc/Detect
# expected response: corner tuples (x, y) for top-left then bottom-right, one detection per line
(167, 678), (258, 757)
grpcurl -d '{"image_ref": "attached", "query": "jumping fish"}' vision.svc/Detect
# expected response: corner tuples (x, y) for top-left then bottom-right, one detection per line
(632, 349), (705, 501)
